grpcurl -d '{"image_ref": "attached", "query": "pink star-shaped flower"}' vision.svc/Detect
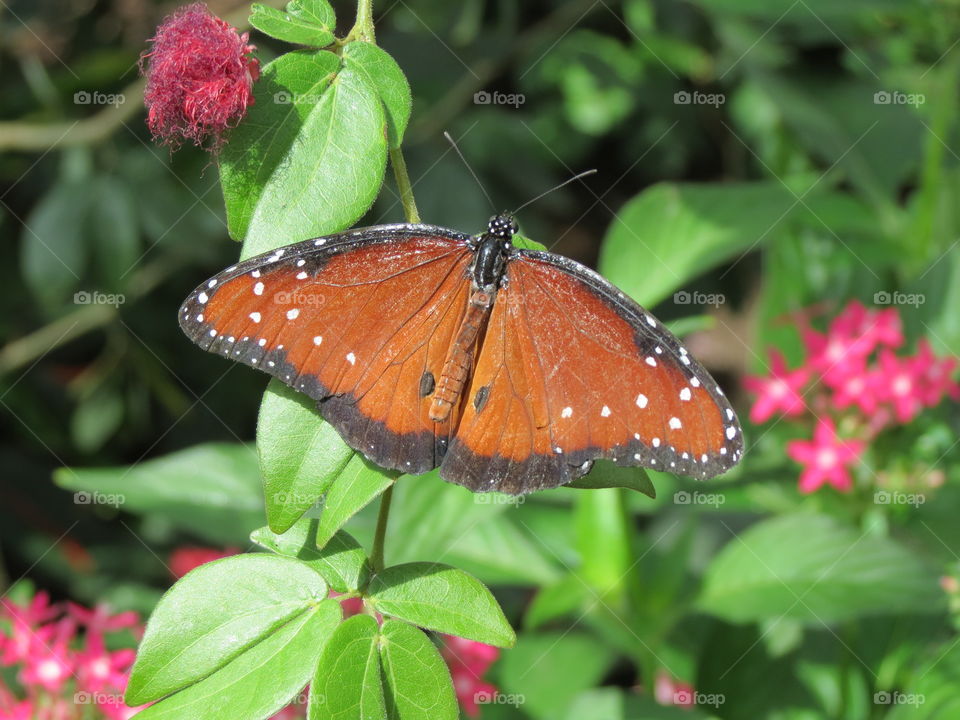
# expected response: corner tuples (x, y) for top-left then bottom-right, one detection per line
(787, 419), (864, 493)
(875, 349), (926, 423)
(743, 350), (809, 423)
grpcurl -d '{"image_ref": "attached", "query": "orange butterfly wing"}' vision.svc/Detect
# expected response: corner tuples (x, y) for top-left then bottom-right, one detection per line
(441, 251), (742, 494)
(179, 226), (474, 474)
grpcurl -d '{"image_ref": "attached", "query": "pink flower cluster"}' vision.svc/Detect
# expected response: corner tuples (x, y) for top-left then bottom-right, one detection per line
(0, 591), (145, 720)
(744, 301), (959, 493)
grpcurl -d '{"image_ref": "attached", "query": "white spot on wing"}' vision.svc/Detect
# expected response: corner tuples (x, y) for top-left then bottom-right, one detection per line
(646, 357), (657, 367)
(249, 312), (261, 323)
(669, 417), (682, 430)
(258, 338), (267, 347)
(296, 272), (308, 280)
(680, 388), (691, 401)
(286, 309), (299, 320)
(346, 352), (356, 365)
(635, 393), (648, 409)
(561, 407), (573, 418)
(313, 336), (322, 346)
(726, 426), (736, 439)
(253, 282), (264, 296)
(601, 405), (611, 417)
(197, 293), (208, 305)
(652, 437), (661, 447)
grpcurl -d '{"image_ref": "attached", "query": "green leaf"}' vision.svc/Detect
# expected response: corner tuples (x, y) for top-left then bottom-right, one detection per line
(126, 554), (328, 705)
(342, 42), (412, 148)
(251, 518), (371, 593)
(496, 632), (615, 719)
(258, 379), (355, 533)
(250, 3), (334, 47)
(598, 181), (796, 307)
(286, 0), (336, 29)
(369, 563), (515, 647)
(567, 460), (656, 498)
(380, 620), (458, 720)
(21, 179), (91, 310)
(54, 443), (264, 545)
(697, 513), (946, 624)
(70, 388), (124, 453)
(132, 598), (339, 720)
(90, 176), (140, 291)
(310, 614), (385, 720)
(315, 454), (395, 548)
(525, 574), (592, 630)
(574, 489), (632, 602)
(219, 49), (387, 254)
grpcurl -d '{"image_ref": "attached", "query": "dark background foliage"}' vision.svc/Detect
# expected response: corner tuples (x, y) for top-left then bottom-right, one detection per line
(2, 0), (959, 717)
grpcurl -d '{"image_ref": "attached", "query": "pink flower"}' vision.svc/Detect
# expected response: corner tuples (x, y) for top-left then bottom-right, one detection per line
(442, 637), (500, 717)
(911, 339), (960, 406)
(829, 364), (880, 415)
(831, 301), (903, 349)
(0, 593), (58, 667)
(168, 546), (239, 578)
(743, 350), (809, 423)
(787, 419), (865, 493)
(654, 670), (696, 706)
(19, 630), (74, 693)
(67, 602), (140, 638)
(874, 349), (926, 423)
(141, 3), (259, 150)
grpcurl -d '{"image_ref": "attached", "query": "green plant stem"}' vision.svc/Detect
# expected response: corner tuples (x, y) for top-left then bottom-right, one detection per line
(352, 0), (377, 42)
(390, 147), (421, 223)
(370, 484), (394, 573)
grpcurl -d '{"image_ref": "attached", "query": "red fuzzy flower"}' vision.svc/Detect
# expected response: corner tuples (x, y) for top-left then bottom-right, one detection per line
(141, 3), (259, 150)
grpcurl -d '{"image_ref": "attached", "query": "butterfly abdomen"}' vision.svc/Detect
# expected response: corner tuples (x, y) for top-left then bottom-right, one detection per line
(429, 289), (495, 422)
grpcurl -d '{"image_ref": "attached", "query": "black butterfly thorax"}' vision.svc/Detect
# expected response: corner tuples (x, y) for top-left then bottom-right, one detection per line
(469, 213), (517, 293)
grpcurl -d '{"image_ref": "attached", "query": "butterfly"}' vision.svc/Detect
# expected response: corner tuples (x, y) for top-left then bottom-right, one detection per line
(179, 214), (743, 494)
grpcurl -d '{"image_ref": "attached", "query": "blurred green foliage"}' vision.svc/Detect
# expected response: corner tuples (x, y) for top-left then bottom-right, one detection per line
(2, 0), (960, 717)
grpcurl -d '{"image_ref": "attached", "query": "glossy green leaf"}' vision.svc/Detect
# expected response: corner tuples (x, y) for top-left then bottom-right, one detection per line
(310, 614), (385, 720)
(598, 181), (796, 307)
(53, 443), (264, 545)
(286, 0), (336, 29)
(126, 554), (328, 705)
(342, 42), (412, 148)
(567, 460), (656, 498)
(698, 513), (946, 624)
(258, 379), (355, 533)
(219, 50), (387, 254)
(132, 599), (340, 719)
(369, 563), (515, 647)
(250, 3), (334, 47)
(315, 454), (395, 548)
(251, 518), (371, 593)
(380, 620), (458, 720)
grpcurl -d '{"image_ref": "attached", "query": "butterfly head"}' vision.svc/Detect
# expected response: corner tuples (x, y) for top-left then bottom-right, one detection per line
(488, 213), (519, 241)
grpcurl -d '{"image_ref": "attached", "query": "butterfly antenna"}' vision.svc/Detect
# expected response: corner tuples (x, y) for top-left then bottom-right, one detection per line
(444, 131), (496, 212)
(512, 169), (597, 215)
